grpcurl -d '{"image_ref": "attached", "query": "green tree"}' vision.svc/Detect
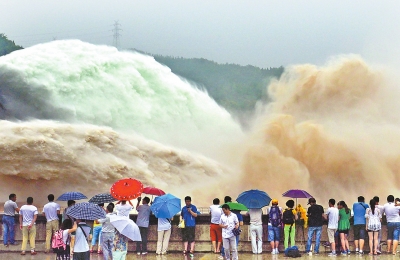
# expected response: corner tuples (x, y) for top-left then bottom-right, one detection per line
(0, 33), (23, 56)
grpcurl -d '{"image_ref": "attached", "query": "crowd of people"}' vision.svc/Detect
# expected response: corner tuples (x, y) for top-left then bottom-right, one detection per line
(3, 193), (400, 260)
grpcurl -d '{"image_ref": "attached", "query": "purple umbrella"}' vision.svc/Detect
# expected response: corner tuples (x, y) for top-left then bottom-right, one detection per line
(282, 189), (313, 205)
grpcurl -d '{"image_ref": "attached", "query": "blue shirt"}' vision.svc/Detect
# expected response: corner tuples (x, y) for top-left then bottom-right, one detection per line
(181, 204), (198, 227)
(353, 202), (369, 225)
(232, 210), (243, 222)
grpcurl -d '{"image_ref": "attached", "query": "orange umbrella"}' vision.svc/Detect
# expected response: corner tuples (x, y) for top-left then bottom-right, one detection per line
(110, 178), (143, 201)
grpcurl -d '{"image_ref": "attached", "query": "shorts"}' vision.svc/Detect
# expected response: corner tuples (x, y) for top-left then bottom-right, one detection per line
(210, 223), (222, 242)
(353, 224), (366, 240)
(387, 222), (400, 241)
(327, 228), (337, 243)
(268, 225), (281, 242)
(182, 226), (195, 242)
(338, 229), (349, 235)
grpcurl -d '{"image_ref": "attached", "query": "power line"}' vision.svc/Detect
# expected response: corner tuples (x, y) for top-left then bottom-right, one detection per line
(112, 21), (122, 49)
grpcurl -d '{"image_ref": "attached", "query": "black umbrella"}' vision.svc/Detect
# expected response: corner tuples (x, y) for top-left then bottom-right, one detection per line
(88, 193), (115, 204)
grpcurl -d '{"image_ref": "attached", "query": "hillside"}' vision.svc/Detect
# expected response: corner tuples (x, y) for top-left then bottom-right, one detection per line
(0, 34), (23, 56)
(152, 55), (284, 114)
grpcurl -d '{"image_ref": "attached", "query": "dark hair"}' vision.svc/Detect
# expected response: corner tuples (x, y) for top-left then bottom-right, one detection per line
(27, 197), (33, 204)
(108, 202), (115, 209)
(9, 194), (16, 200)
(184, 196), (191, 201)
(286, 199), (295, 208)
(67, 200), (75, 207)
(338, 201), (350, 214)
(357, 196), (365, 202)
(388, 195), (395, 203)
(396, 198), (400, 202)
(61, 219), (73, 230)
(106, 204), (114, 212)
(213, 198), (220, 205)
(369, 199), (376, 215)
(48, 194), (54, 201)
(224, 196), (232, 203)
(221, 204), (230, 210)
(98, 203), (104, 207)
(329, 199), (336, 206)
(373, 196), (379, 203)
(143, 197), (150, 203)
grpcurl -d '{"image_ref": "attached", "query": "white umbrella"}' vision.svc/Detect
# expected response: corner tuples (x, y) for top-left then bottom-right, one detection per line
(109, 215), (141, 241)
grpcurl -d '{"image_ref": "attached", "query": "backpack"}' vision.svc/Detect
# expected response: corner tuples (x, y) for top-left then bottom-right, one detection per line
(283, 209), (295, 225)
(52, 229), (67, 253)
(269, 206), (282, 227)
(285, 246), (301, 258)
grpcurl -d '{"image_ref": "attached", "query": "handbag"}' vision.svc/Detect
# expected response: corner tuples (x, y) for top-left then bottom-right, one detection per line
(232, 227), (241, 236)
(178, 219), (185, 229)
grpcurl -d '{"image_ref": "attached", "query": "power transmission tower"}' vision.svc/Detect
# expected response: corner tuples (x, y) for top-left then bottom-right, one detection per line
(112, 21), (122, 49)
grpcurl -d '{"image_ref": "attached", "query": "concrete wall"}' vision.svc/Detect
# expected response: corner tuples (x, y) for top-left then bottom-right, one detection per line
(0, 214), (387, 252)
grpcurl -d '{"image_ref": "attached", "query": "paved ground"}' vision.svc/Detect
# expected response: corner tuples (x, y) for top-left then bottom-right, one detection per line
(0, 251), (394, 260)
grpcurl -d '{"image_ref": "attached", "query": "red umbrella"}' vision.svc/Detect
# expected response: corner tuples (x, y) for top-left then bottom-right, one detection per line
(142, 187), (165, 196)
(110, 178), (143, 201)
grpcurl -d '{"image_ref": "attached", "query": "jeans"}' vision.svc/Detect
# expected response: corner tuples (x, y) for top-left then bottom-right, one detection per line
(92, 226), (102, 246)
(137, 227), (149, 252)
(2, 215), (16, 245)
(306, 226), (322, 253)
(250, 224), (263, 253)
(223, 236), (238, 260)
(101, 232), (115, 260)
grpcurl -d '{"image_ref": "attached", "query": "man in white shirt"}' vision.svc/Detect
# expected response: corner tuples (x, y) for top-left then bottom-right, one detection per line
(324, 198), (339, 256)
(19, 197), (38, 255)
(116, 200), (133, 217)
(3, 193), (19, 246)
(247, 208), (263, 254)
(70, 219), (91, 260)
(383, 195), (400, 254)
(43, 194), (61, 253)
(98, 204), (116, 260)
(210, 198), (223, 254)
(219, 204), (239, 260)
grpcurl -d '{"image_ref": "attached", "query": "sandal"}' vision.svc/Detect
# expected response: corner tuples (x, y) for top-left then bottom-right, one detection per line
(98, 250), (103, 254)
(90, 250), (94, 253)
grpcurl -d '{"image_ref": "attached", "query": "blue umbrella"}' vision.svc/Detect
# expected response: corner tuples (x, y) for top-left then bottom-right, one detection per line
(66, 202), (106, 220)
(236, 189), (272, 209)
(150, 193), (181, 219)
(57, 192), (87, 201)
(89, 193), (115, 204)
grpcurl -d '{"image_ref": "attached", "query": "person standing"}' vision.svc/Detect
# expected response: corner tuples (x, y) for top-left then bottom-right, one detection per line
(62, 200), (75, 222)
(383, 195), (400, 255)
(98, 204), (116, 260)
(210, 198), (223, 254)
(373, 196), (384, 254)
(219, 204), (239, 260)
(156, 217), (172, 255)
(366, 199), (382, 255)
(113, 230), (129, 260)
(3, 193), (19, 247)
(305, 198), (324, 255)
(116, 200), (133, 217)
(352, 196), (369, 254)
(267, 199), (282, 254)
(247, 207), (263, 254)
(136, 196), (151, 255)
(43, 194), (61, 253)
(57, 219), (77, 260)
(19, 196), (38, 255)
(324, 198), (339, 256)
(181, 196), (198, 257)
(283, 199), (297, 250)
(91, 203), (104, 254)
(70, 219), (91, 260)
(337, 201), (351, 255)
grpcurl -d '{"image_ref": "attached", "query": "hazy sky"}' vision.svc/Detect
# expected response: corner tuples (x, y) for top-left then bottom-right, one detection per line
(1, 1), (400, 68)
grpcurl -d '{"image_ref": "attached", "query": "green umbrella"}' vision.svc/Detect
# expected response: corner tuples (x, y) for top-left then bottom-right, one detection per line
(220, 202), (248, 211)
